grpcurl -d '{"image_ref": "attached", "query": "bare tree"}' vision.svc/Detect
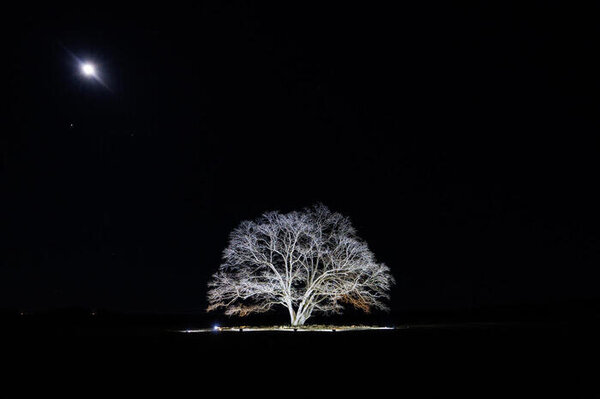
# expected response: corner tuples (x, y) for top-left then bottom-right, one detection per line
(207, 204), (394, 326)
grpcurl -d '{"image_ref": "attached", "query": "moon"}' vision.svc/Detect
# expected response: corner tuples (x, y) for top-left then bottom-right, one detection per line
(81, 62), (96, 77)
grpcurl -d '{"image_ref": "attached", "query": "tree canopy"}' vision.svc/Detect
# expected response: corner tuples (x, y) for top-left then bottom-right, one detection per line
(207, 204), (394, 326)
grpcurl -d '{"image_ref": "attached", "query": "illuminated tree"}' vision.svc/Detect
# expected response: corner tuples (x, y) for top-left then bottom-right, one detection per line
(207, 204), (394, 326)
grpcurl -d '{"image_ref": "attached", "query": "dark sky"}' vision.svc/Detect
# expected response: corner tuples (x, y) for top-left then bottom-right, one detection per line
(3, 2), (600, 313)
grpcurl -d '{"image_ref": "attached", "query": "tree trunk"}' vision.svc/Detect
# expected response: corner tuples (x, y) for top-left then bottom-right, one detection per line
(289, 307), (312, 326)
(288, 306), (296, 326)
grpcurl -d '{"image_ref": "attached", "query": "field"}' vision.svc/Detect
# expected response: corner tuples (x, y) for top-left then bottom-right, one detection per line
(2, 313), (597, 397)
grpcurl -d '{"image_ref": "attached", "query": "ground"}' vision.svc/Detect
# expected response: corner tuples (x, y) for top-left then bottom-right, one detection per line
(182, 324), (396, 332)
(2, 316), (597, 396)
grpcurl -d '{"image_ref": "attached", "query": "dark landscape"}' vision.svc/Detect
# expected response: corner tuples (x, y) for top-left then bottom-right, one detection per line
(3, 302), (598, 396)
(5, 2), (600, 396)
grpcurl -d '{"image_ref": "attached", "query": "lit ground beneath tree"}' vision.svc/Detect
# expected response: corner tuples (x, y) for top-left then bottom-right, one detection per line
(180, 325), (397, 333)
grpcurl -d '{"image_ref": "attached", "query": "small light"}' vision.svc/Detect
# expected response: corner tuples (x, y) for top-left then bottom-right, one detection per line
(213, 325), (220, 331)
(81, 63), (96, 77)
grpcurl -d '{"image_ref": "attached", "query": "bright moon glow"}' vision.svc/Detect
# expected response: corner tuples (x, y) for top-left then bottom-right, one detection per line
(81, 63), (96, 77)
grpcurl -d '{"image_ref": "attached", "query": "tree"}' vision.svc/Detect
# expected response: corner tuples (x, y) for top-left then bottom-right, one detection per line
(207, 204), (394, 326)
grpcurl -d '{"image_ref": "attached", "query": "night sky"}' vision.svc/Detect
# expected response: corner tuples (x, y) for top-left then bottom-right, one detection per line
(3, 2), (600, 313)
